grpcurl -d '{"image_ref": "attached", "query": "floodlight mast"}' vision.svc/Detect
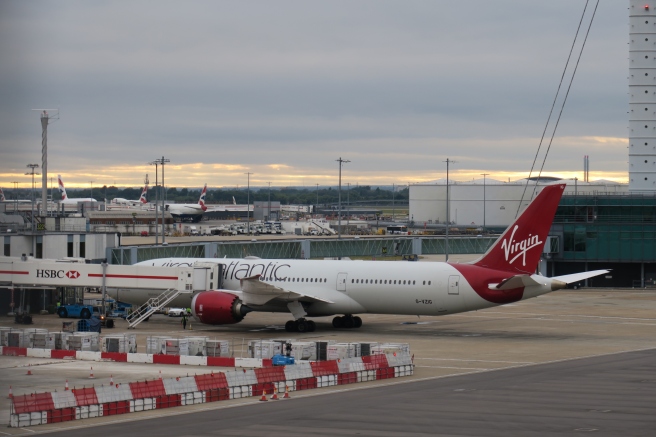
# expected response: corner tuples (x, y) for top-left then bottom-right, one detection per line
(32, 109), (59, 217)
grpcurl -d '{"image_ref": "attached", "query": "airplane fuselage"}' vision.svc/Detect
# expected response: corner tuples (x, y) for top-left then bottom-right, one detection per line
(109, 257), (557, 319)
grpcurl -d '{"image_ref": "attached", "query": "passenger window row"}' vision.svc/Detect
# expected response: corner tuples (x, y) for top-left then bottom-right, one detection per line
(350, 279), (432, 286)
(266, 277), (327, 283)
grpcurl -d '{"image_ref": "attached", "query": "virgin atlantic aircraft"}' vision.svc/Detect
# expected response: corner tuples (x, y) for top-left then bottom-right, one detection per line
(116, 183), (607, 332)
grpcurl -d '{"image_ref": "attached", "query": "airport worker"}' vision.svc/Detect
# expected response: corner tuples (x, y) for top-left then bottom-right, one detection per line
(182, 314), (187, 330)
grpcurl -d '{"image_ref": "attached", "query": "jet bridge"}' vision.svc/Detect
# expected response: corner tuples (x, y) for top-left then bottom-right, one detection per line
(0, 256), (217, 328)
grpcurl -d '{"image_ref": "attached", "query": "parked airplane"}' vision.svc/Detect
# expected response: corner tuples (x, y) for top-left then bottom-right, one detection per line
(111, 184), (149, 206)
(112, 184), (607, 332)
(0, 188), (31, 203)
(165, 183), (207, 222)
(57, 175), (97, 204)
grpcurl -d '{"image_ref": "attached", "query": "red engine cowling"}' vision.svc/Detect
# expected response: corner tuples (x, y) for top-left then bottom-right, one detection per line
(191, 291), (247, 325)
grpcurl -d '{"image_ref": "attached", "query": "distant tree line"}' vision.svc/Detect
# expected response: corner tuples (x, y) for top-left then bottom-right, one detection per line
(53, 185), (409, 205)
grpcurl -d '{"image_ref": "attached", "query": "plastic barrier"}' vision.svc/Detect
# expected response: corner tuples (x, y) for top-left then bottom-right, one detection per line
(194, 372), (229, 391)
(71, 387), (99, 406)
(101, 352), (128, 362)
(9, 355), (415, 428)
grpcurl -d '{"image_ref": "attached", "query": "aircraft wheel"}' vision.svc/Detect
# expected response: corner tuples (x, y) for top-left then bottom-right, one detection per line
(296, 319), (308, 333)
(343, 316), (355, 329)
(285, 320), (296, 332)
(353, 316), (362, 328)
(80, 309), (91, 319)
(307, 320), (316, 332)
(58, 307), (68, 318)
(332, 316), (344, 328)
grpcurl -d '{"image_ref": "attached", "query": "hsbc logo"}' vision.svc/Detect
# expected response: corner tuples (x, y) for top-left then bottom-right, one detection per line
(66, 270), (80, 279)
(35, 269), (81, 279)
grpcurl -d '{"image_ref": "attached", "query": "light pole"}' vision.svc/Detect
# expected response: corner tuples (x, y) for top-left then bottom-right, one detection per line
(12, 181), (19, 214)
(444, 158), (456, 262)
(481, 173), (489, 231)
(346, 182), (350, 232)
(245, 172), (253, 235)
(336, 157), (350, 239)
(149, 161), (159, 245)
(151, 156), (170, 244)
(392, 183), (395, 221)
(315, 183), (319, 217)
(89, 181), (93, 200)
(267, 181), (271, 221)
(25, 164), (40, 232)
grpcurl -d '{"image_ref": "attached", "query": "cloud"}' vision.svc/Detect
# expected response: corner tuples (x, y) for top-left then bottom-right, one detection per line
(0, 1), (631, 188)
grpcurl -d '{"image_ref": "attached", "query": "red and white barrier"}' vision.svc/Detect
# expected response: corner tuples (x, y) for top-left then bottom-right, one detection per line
(1, 347), (266, 368)
(9, 352), (414, 428)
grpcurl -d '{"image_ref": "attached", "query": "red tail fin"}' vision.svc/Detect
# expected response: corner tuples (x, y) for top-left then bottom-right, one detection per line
(140, 185), (148, 204)
(473, 184), (565, 274)
(198, 183), (208, 211)
(57, 174), (68, 200)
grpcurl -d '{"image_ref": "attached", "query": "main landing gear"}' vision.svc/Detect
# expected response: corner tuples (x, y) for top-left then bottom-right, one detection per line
(285, 318), (316, 333)
(332, 315), (362, 329)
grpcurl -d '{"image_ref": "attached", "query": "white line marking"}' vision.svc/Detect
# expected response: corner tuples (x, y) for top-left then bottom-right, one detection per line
(415, 366), (490, 370)
(415, 358), (535, 364)
(463, 311), (656, 322)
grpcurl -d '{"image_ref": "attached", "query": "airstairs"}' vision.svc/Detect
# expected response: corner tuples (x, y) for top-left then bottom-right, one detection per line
(125, 261), (220, 329)
(126, 287), (190, 329)
(310, 219), (337, 235)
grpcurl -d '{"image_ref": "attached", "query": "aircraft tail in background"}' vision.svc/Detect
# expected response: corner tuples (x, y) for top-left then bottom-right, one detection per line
(57, 175), (68, 200)
(198, 184), (208, 211)
(139, 185), (148, 204)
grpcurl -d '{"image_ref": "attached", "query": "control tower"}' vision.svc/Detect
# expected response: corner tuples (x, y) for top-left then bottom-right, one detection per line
(629, 1), (656, 191)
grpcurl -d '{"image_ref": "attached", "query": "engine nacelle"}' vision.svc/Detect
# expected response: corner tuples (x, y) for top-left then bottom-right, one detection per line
(191, 291), (249, 325)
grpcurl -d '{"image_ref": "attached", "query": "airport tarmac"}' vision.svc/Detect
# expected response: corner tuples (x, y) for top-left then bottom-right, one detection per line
(1, 288), (655, 434)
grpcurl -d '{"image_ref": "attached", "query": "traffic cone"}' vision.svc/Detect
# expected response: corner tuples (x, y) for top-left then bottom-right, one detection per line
(110, 375), (113, 385)
(89, 367), (95, 379)
(259, 389), (268, 401)
(8, 386), (13, 399)
(282, 385), (290, 399)
(270, 388), (279, 400)
(26, 366), (32, 376)
(65, 380), (69, 391)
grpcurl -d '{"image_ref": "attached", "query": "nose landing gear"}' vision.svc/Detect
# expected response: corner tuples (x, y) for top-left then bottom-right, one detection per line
(332, 315), (362, 329)
(285, 318), (316, 332)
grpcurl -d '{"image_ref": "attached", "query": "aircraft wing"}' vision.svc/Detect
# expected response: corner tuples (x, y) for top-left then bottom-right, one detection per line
(551, 270), (610, 285)
(239, 274), (335, 306)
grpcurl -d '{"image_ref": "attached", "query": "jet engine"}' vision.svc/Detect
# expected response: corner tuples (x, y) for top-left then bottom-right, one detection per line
(191, 291), (251, 325)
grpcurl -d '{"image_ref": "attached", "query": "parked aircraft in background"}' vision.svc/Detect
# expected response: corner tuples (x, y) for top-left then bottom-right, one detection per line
(165, 183), (207, 222)
(109, 184), (608, 332)
(204, 196), (250, 214)
(0, 188), (32, 203)
(112, 184), (148, 207)
(57, 175), (97, 204)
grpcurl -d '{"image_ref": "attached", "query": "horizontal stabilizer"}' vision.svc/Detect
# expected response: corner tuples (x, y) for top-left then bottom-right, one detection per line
(551, 270), (610, 285)
(491, 275), (541, 290)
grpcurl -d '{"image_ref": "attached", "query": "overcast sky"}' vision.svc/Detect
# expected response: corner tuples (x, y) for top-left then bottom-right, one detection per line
(0, 0), (628, 189)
